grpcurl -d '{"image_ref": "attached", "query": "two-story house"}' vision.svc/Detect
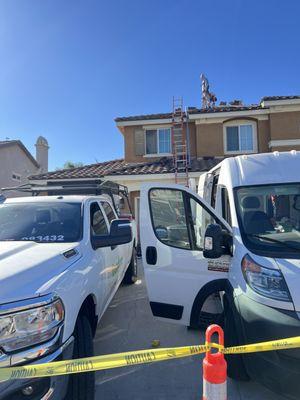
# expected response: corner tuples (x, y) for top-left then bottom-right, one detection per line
(0, 136), (49, 197)
(29, 95), (300, 223)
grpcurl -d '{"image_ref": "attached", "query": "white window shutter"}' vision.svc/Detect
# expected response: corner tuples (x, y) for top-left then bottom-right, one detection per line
(134, 129), (145, 156)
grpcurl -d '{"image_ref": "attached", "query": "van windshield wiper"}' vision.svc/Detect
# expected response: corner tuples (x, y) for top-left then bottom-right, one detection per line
(247, 233), (300, 252)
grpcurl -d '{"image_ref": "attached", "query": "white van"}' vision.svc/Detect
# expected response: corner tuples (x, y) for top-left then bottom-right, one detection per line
(140, 151), (300, 400)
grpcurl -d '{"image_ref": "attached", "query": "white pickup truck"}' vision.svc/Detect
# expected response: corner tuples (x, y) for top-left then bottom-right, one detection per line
(0, 182), (137, 400)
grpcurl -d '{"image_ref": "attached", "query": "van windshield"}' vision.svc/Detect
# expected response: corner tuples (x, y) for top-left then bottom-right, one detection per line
(0, 202), (82, 243)
(235, 184), (300, 258)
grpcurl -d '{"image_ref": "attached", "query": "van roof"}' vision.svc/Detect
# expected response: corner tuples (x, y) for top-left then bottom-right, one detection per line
(224, 151), (300, 187)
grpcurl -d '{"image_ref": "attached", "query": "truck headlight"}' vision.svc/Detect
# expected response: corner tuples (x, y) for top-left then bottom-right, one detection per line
(0, 299), (64, 352)
(241, 254), (291, 302)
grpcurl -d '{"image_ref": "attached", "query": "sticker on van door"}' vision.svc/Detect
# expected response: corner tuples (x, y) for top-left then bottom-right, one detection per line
(207, 260), (229, 272)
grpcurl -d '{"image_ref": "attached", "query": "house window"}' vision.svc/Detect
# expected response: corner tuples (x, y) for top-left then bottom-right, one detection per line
(12, 173), (21, 181)
(145, 128), (171, 155)
(224, 121), (257, 154)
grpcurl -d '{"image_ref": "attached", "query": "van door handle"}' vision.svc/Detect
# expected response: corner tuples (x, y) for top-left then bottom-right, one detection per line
(146, 246), (157, 265)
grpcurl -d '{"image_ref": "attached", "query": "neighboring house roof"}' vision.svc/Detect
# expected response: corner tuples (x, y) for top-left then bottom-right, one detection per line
(0, 140), (39, 168)
(29, 157), (222, 180)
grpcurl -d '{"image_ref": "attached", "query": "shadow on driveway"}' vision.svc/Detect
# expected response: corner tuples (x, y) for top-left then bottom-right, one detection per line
(95, 261), (285, 400)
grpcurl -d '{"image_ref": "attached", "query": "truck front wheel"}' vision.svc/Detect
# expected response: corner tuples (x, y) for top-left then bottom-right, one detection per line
(65, 314), (95, 400)
(223, 296), (249, 381)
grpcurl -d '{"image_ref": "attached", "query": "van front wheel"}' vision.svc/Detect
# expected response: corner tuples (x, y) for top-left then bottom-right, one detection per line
(223, 296), (249, 381)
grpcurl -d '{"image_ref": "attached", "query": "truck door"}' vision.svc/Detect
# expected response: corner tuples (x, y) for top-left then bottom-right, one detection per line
(89, 201), (113, 312)
(100, 201), (128, 293)
(140, 183), (231, 326)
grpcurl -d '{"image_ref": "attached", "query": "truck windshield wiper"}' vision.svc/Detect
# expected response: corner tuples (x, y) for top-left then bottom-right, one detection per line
(247, 233), (300, 252)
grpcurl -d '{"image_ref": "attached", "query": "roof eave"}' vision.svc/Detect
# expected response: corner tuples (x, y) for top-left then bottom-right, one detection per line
(188, 108), (269, 120)
(116, 118), (173, 127)
(261, 98), (300, 107)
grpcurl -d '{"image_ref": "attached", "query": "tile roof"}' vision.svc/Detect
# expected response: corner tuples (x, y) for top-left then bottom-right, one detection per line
(261, 95), (300, 101)
(115, 95), (300, 123)
(29, 159), (126, 180)
(187, 105), (263, 114)
(29, 157), (223, 180)
(115, 112), (173, 122)
(115, 105), (264, 122)
(109, 157), (223, 175)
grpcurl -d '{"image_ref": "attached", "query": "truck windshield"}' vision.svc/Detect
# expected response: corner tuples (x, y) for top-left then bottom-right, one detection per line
(235, 183), (300, 258)
(0, 202), (82, 243)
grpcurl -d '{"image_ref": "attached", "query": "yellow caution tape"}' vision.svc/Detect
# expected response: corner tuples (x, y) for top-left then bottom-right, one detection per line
(222, 335), (300, 354)
(0, 344), (209, 381)
(1, 336), (300, 381)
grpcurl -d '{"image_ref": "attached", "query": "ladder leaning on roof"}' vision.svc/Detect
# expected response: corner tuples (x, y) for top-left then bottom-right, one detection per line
(171, 97), (189, 186)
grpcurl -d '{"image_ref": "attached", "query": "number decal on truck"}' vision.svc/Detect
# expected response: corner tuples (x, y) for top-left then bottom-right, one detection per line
(21, 235), (65, 242)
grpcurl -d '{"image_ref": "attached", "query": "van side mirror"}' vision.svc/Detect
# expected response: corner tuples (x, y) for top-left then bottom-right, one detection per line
(91, 219), (132, 249)
(203, 224), (231, 259)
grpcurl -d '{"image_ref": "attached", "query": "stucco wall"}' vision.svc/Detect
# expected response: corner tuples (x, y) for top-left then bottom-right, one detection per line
(196, 123), (224, 157)
(257, 119), (270, 152)
(269, 111), (300, 140)
(129, 190), (140, 217)
(270, 145), (300, 152)
(188, 122), (197, 158)
(0, 145), (39, 197)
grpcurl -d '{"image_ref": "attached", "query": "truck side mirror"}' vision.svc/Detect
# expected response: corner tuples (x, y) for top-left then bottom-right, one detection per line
(203, 224), (227, 259)
(91, 219), (132, 249)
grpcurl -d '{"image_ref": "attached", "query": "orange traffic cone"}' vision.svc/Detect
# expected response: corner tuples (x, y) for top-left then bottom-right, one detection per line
(203, 324), (227, 400)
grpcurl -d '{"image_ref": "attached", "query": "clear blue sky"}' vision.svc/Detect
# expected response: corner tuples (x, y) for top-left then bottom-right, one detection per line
(0, 0), (299, 171)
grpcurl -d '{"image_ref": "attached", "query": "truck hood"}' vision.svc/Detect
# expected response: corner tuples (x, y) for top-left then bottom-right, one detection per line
(0, 241), (82, 304)
(276, 258), (300, 312)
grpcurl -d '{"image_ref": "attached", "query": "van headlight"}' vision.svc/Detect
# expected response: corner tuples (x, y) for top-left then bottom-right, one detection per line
(0, 299), (64, 352)
(241, 254), (291, 302)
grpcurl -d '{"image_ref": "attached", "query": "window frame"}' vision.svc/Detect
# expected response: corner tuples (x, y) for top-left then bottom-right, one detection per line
(90, 201), (109, 238)
(144, 128), (172, 156)
(223, 120), (257, 155)
(148, 187), (228, 252)
(211, 173), (220, 209)
(101, 201), (117, 225)
(221, 187), (232, 226)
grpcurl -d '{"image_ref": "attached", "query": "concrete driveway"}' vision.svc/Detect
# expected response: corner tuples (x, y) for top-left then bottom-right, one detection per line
(95, 261), (285, 400)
